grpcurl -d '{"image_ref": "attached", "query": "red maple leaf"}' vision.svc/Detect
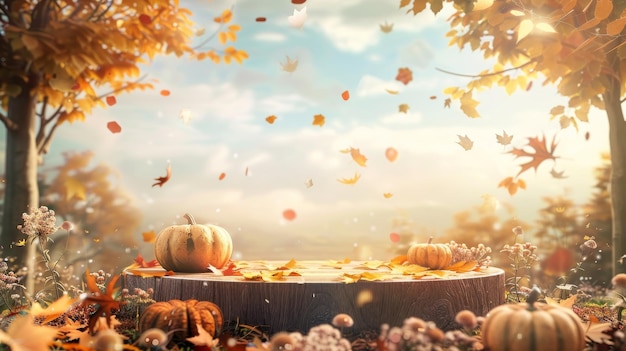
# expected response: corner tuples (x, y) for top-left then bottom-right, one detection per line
(134, 253), (159, 268)
(152, 163), (171, 187)
(219, 261), (242, 276)
(80, 269), (122, 333)
(509, 134), (559, 176)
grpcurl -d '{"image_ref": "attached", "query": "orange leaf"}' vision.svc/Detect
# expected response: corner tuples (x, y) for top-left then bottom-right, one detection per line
(105, 96), (116, 106)
(214, 9), (233, 23)
(142, 230), (156, 243)
(607, 17), (626, 35)
(312, 114), (325, 127)
(265, 115), (277, 124)
(508, 134), (559, 176)
(395, 67), (413, 85)
(160, 89), (170, 96)
(106, 121), (121, 134)
(349, 148), (368, 167)
(341, 90), (350, 101)
(152, 163), (172, 187)
(126, 269), (175, 277)
(219, 172), (226, 180)
(594, 0), (613, 21)
(337, 172), (361, 185)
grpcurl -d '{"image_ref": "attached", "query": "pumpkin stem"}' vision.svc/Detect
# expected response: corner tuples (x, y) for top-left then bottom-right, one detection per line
(427, 236), (433, 244)
(183, 213), (197, 225)
(526, 285), (541, 310)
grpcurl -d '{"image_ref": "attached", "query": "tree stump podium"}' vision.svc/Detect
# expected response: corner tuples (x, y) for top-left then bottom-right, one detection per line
(123, 261), (505, 335)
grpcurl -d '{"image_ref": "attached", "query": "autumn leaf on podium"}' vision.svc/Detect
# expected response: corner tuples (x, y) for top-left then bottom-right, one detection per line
(152, 163), (172, 187)
(456, 134), (473, 151)
(496, 130), (513, 146)
(509, 134), (559, 176)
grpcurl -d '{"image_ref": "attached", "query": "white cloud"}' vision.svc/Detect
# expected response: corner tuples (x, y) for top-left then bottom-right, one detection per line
(379, 111), (423, 125)
(398, 40), (435, 68)
(355, 75), (404, 97)
(253, 31), (288, 42)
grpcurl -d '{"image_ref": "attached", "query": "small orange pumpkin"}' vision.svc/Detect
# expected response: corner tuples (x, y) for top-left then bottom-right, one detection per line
(481, 288), (586, 351)
(154, 213), (233, 272)
(406, 237), (452, 269)
(138, 299), (223, 344)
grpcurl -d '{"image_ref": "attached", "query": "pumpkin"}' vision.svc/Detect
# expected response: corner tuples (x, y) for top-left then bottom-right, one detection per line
(154, 213), (233, 272)
(138, 299), (223, 344)
(406, 237), (452, 269)
(481, 288), (586, 351)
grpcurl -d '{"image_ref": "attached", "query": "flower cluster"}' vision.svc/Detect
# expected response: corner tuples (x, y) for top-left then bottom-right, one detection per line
(17, 206), (58, 241)
(284, 324), (351, 351)
(446, 241), (492, 267)
(379, 317), (447, 351)
(500, 242), (538, 264)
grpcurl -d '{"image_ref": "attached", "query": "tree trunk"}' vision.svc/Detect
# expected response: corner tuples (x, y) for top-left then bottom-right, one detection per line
(2, 74), (39, 292)
(603, 75), (626, 276)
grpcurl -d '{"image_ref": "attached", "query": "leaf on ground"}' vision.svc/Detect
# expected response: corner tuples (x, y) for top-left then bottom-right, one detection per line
(445, 260), (477, 273)
(391, 263), (429, 275)
(354, 261), (387, 270)
(322, 258), (351, 269)
(341, 272), (389, 283)
(125, 269), (175, 278)
(30, 295), (78, 324)
(0, 314), (58, 351)
(545, 294), (577, 309)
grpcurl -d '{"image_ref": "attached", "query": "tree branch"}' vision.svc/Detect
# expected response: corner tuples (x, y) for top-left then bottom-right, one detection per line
(38, 120), (60, 156)
(435, 60), (535, 78)
(35, 96), (49, 148)
(94, 74), (149, 101)
(0, 111), (18, 131)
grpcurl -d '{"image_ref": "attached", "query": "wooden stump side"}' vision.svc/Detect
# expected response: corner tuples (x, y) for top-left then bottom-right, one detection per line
(124, 266), (504, 335)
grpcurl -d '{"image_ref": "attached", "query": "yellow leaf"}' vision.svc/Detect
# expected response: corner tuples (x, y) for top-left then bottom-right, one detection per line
(518, 178), (527, 189)
(398, 103), (410, 113)
(337, 172), (361, 185)
(445, 260), (477, 272)
(510, 9), (525, 16)
(30, 295), (78, 324)
(550, 105), (565, 116)
(16, 239), (26, 247)
(383, 193), (393, 198)
(277, 258), (298, 270)
(228, 24), (241, 32)
(459, 91), (480, 118)
(214, 9), (233, 23)
(124, 269), (175, 278)
(546, 294), (577, 309)
(322, 258), (351, 269)
(389, 255), (407, 265)
(535, 22), (556, 33)
(594, 0), (613, 21)
(385, 89), (399, 94)
(142, 230), (156, 243)
(354, 261), (387, 270)
(341, 273), (361, 283)
(65, 177), (86, 200)
(517, 19), (534, 42)
(312, 114), (325, 127)
(472, 0), (494, 11)
(218, 32), (228, 44)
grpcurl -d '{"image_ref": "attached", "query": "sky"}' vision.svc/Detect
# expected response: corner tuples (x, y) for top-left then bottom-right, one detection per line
(8, 0), (612, 261)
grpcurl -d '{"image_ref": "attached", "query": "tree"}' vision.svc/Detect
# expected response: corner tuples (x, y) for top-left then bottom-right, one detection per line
(0, 0), (247, 280)
(402, 0), (626, 274)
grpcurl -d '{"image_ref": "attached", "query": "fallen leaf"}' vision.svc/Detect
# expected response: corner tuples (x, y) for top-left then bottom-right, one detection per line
(30, 295), (78, 324)
(395, 67), (413, 85)
(0, 314), (58, 351)
(354, 261), (387, 270)
(312, 114), (325, 127)
(385, 147), (398, 162)
(106, 121), (121, 134)
(337, 172), (361, 185)
(496, 130), (513, 146)
(322, 258), (351, 269)
(187, 324), (218, 347)
(142, 230), (156, 243)
(398, 104), (409, 113)
(152, 163), (172, 187)
(105, 96), (116, 106)
(546, 294), (577, 309)
(380, 21), (393, 33)
(349, 148), (368, 167)
(124, 253), (160, 270)
(125, 269), (175, 278)
(280, 56), (298, 72)
(456, 134), (473, 151)
(445, 260), (477, 273)
(584, 320), (613, 345)
(341, 90), (350, 101)
(288, 6), (307, 29)
(383, 193), (393, 198)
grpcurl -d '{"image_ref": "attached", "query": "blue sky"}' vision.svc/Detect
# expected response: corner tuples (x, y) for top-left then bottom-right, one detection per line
(25, 0), (610, 260)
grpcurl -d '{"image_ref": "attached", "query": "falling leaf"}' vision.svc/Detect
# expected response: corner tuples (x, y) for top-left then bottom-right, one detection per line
(395, 67), (413, 85)
(341, 90), (350, 101)
(105, 96), (116, 106)
(0, 314), (58, 351)
(288, 6), (307, 29)
(550, 168), (568, 179)
(159, 89), (170, 96)
(292, 0), (307, 3)
(498, 176), (527, 196)
(138, 14), (152, 25)
(337, 172), (361, 185)
(389, 232), (400, 242)
(283, 209), (297, 221)
(142, 230), (157, 243)
(379, 21), (393, 33)
(585, 131), (590, 140)
(80, 269), (121, 333)
(30, 295), (78, 324)
(398, 104), (409, 113)
(65, 177), (86, 201)
(429, 95), (437, 100)
(16, 239), (26, 247)
(219, 172), (226, 180)
(265, 115), (277, 124)
(456, 134), (473, 151)
(255, 17), (267, 22)
(385, 147), (398, 162)
(496, 130), (513, 146)
(245, 167), (249, 176)
(180, 109), (192, 125)
(526, 81), (533, 91)
(584, 319), (613, 345)
(385, 89), (399, 95)
(305, 178), (313, 188)
(460, 91), (480, 117)
(509, 134), (559, 176)
(356, 289), (373, 307)
(152, 163), (172, 187)
(383, 193), (393, 199)
(312, 114), (325, 127)
(106, 121), (121, 134)
(345, 148), (367, 167)
(280, 56), (298, 72)
(444, 98), (452, 108)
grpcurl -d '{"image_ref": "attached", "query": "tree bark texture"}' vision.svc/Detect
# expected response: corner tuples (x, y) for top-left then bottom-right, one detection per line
(603, 60), (626, 276)
(3, 75), (39, 291)
(124, 264), (505, 335)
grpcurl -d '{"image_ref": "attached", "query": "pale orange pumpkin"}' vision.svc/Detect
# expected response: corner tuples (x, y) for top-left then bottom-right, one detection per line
(481, 288), (586, 351)
(406, 237), (452, 269)
(154, 213), (233, 272)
